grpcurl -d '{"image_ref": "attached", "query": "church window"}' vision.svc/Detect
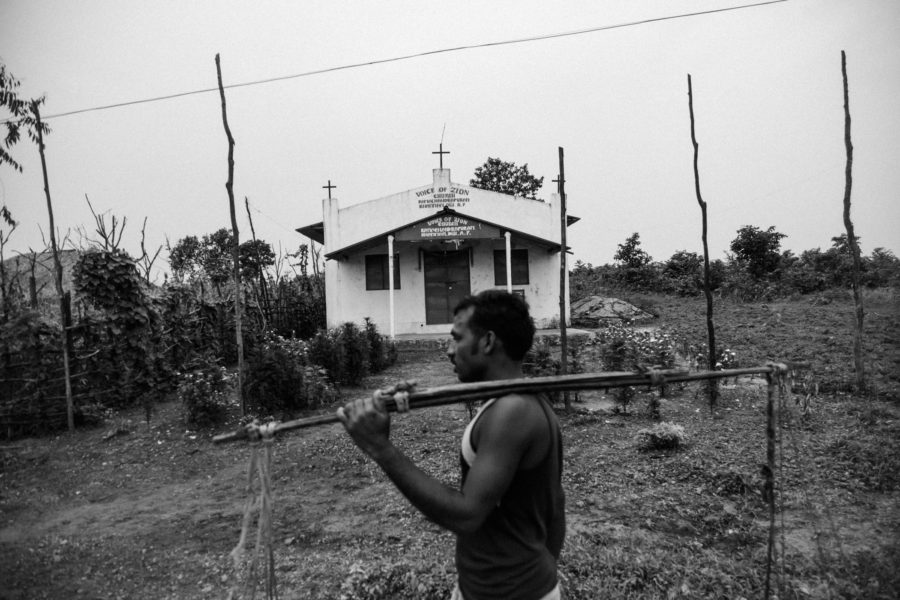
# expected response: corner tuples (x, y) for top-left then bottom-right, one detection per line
(493, 249), (529, 286)
(365, 254), (401, 290)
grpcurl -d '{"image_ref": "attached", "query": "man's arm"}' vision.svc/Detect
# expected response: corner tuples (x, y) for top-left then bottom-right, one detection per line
(337, 393), (538, 535)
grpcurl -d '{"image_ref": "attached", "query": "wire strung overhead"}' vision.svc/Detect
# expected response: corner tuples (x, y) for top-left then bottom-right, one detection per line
(5, 0), (788, 123)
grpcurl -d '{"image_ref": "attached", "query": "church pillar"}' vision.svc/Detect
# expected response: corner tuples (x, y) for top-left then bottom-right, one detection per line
(388, 234), (395, 338)
(504, 231), (513, 294)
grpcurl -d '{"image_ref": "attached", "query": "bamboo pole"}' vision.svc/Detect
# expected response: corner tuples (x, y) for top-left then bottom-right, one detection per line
(213, 364), (807, 444)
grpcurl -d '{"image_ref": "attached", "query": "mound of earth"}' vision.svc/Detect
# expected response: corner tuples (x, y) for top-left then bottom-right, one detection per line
(570, 295), (655, 327)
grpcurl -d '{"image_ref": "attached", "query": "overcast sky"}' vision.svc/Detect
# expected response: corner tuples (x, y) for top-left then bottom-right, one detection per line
(2, 0), (898, 280)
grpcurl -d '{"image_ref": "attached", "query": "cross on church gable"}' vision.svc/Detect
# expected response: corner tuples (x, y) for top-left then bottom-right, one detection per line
(432, 143), (450, 169)
(552, 175), (565, 194)
(323, 180), (337, 199)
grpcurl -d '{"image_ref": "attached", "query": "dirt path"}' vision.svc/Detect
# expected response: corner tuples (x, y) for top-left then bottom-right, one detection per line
(3, 341), (899, 599)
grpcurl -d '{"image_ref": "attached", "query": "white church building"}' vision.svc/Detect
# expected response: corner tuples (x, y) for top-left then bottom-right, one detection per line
(297, 164), (578, 337)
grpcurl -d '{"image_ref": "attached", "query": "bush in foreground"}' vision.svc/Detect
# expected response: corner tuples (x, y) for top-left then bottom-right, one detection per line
(177, 355), (233, 426)
(244, 333), (337, 415)
(636, 422), (687, 452)
(339, 561), (450, 600)
(311, 320), (397, 387)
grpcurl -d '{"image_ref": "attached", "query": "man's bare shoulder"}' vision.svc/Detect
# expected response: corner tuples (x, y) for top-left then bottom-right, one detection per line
(481, 393), (549, 433)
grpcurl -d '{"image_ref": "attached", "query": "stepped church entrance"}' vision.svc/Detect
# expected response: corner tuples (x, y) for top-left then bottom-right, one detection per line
(423, 250), (470, 325)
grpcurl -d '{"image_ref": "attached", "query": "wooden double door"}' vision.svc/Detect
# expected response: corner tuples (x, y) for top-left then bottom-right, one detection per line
(424, 250), (470, 324)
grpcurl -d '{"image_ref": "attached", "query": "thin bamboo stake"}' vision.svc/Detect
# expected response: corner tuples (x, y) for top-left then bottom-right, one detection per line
(213, 364), (807, 444)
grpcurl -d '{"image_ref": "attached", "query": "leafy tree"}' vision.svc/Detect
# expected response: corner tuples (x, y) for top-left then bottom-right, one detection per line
(168, 235), (202, 281)
(2, 63), (66, 426)
(830, 233), (860, 255)
(1, 62), (49, 172)
(239, 238), (275, 280)
(788, 234), (863, 290)
(0, 205), (17, 318)
(199, 228), (234, 293)
(663, 250), (703, 296)
(664, 250), (702, 279)
(168, 229), (275, 292)
(611, 233), (656, 290)
(470, 157), (544, 200)
(614, 233), (652, 268)
(729, 225), (786, 279)
(824, 234), (861, 287)
(708, 259), (727, 290)
(867, 247), (900, 287)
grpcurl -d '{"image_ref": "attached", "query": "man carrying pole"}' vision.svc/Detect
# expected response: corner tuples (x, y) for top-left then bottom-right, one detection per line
(337, 290), (566, 600)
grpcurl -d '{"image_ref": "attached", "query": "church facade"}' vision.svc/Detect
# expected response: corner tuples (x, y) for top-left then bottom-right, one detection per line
(297, 167), (577, 336)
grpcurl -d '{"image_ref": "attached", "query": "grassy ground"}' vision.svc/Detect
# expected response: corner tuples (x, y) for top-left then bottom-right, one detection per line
(1, 292), (898, 599)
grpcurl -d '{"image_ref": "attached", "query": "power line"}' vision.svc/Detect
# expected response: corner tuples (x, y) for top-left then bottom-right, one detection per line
(4, 0), (787, 123)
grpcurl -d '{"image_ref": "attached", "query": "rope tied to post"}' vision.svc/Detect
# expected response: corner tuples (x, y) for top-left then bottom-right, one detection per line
(765, 361), (789, 393)
(228, 421), (278, 600)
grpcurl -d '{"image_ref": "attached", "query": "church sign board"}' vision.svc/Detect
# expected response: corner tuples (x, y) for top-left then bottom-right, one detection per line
(415, 186), (471, 210)
(395, 214), (499, 242)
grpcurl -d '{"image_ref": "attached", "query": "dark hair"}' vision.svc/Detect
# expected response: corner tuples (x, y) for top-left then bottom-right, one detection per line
(453, 290), (535, 361)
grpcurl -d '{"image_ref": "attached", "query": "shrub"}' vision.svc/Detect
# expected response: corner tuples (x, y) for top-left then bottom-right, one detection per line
(523, 338), (587, 405)
(266, 272), (326, 340)
(716, 348), (738, 370)
(310, 328), (347, 384)
(339, 322), (370, 385)
(597, 324), (678, 370)
(74, 248), (175, 412)
(689, 345), (738, 371)
(0, 310), (67, 437)
(523, 339), (560, 377)
(364, 317), (397, 373)
(311, 321), (396, 387)
(636, 422), (687, 452)
(177, 356), (233, 427)
(339, 561), (450, 600)
(244, 333), (337, 415)
(596, 325), (679, 414)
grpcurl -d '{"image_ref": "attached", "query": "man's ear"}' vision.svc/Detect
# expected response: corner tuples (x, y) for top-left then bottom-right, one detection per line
(481, 330), (498, 355)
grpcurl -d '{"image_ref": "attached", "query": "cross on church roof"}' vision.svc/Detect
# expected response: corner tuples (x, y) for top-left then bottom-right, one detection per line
(552, 175), (565, 194)
(323, 179), (337, 199)
(432, 143), (450, 169)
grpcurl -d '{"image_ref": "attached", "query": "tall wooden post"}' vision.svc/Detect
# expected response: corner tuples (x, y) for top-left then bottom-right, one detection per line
(687, 74), (718, 408)
(33, 102), (75, 431)
(557, 147), (570, 411)
(841, 51), (865, 392)
(216, 54), (244, 414)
